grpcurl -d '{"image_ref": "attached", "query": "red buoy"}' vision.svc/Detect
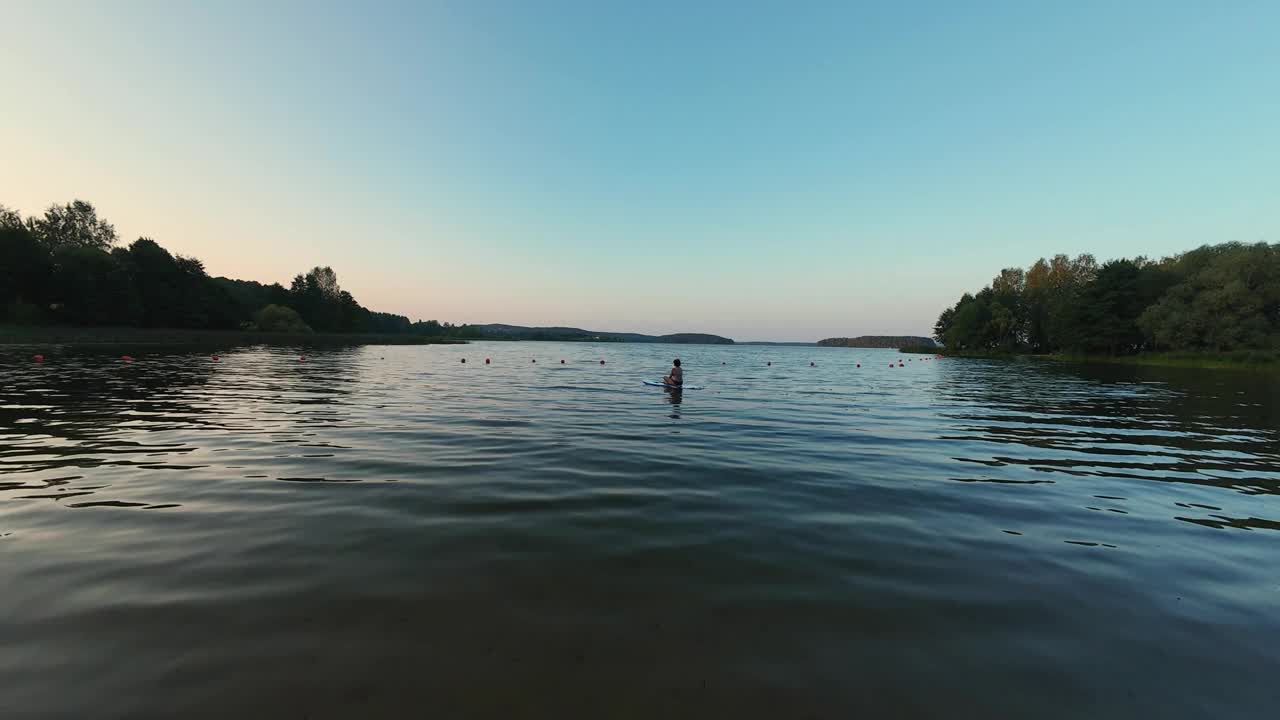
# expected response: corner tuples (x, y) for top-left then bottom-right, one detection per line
(560, 359), (565, 364)
(531, 359), (536, 363)
(767, 361), (772, 366)
(33, 354), (44, 363)
(810, 362), (815, 367)
(122, 355), (134, 363)
(599, 359), (605, 365)
(485, 358), (490, 364)
(856, 363), (861, 368)
(212, 355), (220, 361)
(299, 356), (306, 362)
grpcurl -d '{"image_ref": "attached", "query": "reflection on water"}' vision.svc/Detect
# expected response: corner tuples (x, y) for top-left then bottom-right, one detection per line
(1, 343), (1278, 718)
(664, 386), (683, 418)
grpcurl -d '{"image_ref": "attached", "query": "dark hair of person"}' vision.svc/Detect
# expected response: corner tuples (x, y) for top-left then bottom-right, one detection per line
(673, 359), (681, 367)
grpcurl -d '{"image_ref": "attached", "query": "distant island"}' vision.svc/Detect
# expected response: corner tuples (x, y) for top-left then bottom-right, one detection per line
(475, 324), (734, 344)
(818, 336), (937, 349)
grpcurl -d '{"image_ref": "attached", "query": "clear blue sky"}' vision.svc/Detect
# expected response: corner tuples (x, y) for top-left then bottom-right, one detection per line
(3, 1), (1276, 341)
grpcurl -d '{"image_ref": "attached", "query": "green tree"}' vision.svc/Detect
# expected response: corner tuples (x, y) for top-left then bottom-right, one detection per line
(1138, 243), (1278, 351)
(1062, 260), (1152, 354)
(943, 292), (990, 351)
(1024, 258), (1051, 351)
(1032, 254), (1097, 352)
(933, 306), (956, 344)
(989, 268), (1026, 351)
(938, 243), (1277, 358)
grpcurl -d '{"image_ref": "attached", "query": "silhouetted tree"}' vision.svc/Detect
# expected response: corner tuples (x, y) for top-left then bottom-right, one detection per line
(126, 238), (183, 327)
(0, 221), (53, 323)
(51, 245), (141, 325)
(290, 266), (341, 330)
(368, 311), (411, 334)
(0, 204), (23, 231)
(31, 200), (118, 251)
(2, 198), (470, 337)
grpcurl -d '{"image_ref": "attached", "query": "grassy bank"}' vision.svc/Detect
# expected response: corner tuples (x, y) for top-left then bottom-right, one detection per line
(932, 347), (1280, 370)
(0, 325), (467, 347)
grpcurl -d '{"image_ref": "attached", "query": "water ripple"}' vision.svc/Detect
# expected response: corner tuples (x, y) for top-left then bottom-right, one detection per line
(1, 343), (1278, 718)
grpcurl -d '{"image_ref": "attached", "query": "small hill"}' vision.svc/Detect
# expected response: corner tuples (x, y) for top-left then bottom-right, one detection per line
(817, 335), (936, 349)
(659, 333), (735, 345)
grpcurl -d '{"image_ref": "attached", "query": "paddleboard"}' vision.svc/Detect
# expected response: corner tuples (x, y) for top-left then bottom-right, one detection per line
(643, 380), (701, 390)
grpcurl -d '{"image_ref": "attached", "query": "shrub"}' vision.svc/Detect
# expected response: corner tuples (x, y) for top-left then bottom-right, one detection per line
(254, 304), (312, 333)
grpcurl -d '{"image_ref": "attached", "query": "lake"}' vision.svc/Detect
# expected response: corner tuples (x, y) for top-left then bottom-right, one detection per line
(2, 341), (1278, 718)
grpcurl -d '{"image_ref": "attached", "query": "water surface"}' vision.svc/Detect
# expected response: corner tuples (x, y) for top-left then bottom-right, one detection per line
(2, 342), (1278, 718)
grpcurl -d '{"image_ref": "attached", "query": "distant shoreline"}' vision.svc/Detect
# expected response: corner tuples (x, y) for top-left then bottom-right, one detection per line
(738, 341), (817, 346)
(0, 325), (467, 348)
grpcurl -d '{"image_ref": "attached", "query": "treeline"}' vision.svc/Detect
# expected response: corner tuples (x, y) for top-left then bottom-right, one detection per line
(0, 200), (466, 336)
(934, 243), (1280, 355)
(818, 335), (936, 349)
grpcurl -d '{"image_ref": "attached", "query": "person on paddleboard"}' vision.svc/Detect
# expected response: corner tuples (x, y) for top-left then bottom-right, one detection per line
(663, 359), (683, 388)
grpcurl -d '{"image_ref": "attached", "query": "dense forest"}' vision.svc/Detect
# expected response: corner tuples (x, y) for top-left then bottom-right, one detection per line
(1, 200), (735, 344)
(934, 243), (1280, 355)
(0, 200), (470, 337)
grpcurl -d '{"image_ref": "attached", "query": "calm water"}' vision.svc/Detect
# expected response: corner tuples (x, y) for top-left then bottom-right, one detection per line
(2, 342), (1278, 718)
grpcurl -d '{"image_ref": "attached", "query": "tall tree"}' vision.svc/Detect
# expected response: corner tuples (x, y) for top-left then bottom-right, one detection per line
(289, 266), (359, 331)
(989, 268), (1026, 351)
(51, 246), (141, 325)
(1024, 258), (1051, 352)
(933, 306), (956, 344)
(31, 200), (118, 251)
(0, 220), (53, 323)
(126, 238), (183, 327)
(0, 204), (24, 231)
